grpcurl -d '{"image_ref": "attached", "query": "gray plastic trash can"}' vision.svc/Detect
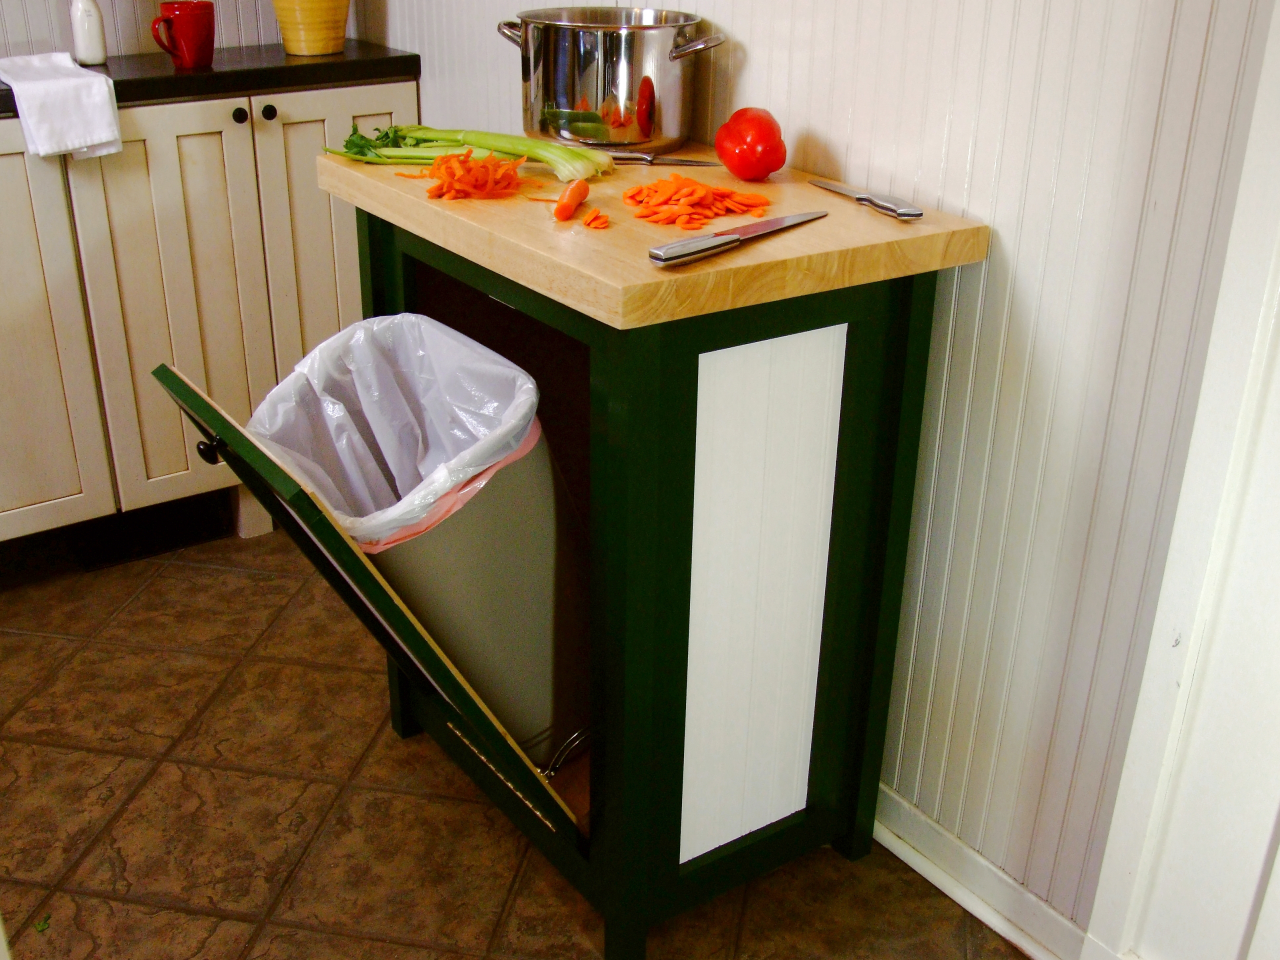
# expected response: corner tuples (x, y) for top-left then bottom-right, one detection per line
(247, 313), (589, 767)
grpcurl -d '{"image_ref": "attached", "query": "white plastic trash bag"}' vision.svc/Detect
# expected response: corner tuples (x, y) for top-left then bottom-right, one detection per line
(248, 313), (539, 549)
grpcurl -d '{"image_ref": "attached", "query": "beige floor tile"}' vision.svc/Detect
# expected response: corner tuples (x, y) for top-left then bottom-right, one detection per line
(178, 531), (313, 577)
(253, 576), (386, 672)
(4, 645), (234, 756)
(352, 725), (485, 802)
(491, 850), (741, 960)
(98, 565), (304, 654)
(0, 880), (48, 934)
(8, 892), (254, 960)
(0, 742), (151, 884)
(172, 661), (386, 779)
(648, 887), (743, 960)
(0, 562), (160, 638)
(968, 914), (1031, 958)
(736, 843), (968, 960)
(275, 789), (524, 953)
(490, 849), (601, 960)
(0, 633), (79, 719)
(70, 762), (336, 917)
(248, 925), (457, 959)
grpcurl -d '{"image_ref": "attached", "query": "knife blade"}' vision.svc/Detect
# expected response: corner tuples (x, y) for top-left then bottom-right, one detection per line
(809, 179), (924, 220)
(611, 151), (721, 166)
(649, 211), (828, 267)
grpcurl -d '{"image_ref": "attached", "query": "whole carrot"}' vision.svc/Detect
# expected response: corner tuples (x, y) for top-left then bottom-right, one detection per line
(554, 180), (590, 221)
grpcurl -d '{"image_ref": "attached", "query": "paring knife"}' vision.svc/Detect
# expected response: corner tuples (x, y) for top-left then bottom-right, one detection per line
(611, 151), (721, 166)
(649, 211), (828, 267)
(809, 179), (924, 220)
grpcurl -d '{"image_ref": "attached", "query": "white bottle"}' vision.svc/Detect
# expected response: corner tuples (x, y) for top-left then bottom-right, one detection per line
(70, 0), (107, 66)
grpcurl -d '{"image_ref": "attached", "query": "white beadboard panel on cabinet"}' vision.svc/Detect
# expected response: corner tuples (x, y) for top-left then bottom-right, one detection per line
(69, 96), (276, 510)
(346, 0), (1273, 935)
(0, 118), (114, 539)
(251, 81), (417, 376)
(680, 324), (847, 864)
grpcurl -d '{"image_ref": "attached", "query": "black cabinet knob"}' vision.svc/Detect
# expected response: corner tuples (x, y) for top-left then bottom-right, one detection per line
(196, 440), (222, 465)
(232, 107), (248, 124)
(261, 104), (278, 121)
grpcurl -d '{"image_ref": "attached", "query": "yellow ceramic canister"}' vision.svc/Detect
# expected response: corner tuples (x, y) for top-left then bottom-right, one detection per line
(275, 0), (349, 55)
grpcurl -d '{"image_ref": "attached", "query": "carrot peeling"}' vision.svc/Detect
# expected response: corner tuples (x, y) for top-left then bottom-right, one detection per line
(623, 173), (771, 228)
(420, 149), (537, 200)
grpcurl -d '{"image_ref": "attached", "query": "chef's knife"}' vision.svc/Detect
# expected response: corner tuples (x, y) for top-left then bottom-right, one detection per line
(649, 211), (828, 266)
(611, 151), (721, 166)
(809, 179), (924, 220)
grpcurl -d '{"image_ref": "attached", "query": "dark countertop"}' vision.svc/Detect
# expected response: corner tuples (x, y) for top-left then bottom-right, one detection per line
(0, 40), (419, 119)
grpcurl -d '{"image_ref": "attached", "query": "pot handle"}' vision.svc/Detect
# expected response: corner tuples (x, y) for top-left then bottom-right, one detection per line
(669, 33), (725, 60)
(497, 20), (521, 46)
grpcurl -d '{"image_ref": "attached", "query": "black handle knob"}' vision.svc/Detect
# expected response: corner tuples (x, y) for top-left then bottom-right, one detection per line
(261, 104), (277, 121)
(232, 107), (248, 124)
(196, 440), (222, 465)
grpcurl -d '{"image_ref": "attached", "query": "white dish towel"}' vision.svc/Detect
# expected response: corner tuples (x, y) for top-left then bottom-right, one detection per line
(0, 52), (121, 159)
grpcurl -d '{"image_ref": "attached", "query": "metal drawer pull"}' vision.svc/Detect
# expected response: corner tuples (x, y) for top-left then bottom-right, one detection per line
(231, 107), (248, 124)
(261, 104), (277, 121)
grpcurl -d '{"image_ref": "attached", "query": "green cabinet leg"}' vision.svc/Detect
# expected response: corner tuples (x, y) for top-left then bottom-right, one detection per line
(604, 916), (649, 960)
(387, 654), (424, 739)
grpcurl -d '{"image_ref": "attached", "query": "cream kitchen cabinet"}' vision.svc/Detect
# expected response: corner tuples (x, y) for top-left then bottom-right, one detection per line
(252, 82), (418, 375)
(69, 96), (275, 512)
(0, 118), (115, 540)
(67, 82), (418, 513)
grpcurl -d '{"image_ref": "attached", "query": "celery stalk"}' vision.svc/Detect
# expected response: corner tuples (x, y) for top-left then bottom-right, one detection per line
(405, 126), (614, 181)
(376, 146), (518, 161)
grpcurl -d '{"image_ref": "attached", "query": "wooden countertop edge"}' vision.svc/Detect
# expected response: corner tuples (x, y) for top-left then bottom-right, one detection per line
(617, 225), (990, 328)
(319, 156), (991, 330)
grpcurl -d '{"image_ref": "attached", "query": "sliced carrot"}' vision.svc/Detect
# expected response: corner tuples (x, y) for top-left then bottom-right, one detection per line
(623, 174), (772, 229)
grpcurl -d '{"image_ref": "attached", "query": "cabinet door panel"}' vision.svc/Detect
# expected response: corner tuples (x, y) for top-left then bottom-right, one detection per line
(0, 119), (115, 538)
(70, 97), (275, 509)
(0, 152), (83, 508)
(253, 82), (418, 375)
(99, 139), (189, 479)
(282, 119), (341, 354)
(177, 131), (254, 425)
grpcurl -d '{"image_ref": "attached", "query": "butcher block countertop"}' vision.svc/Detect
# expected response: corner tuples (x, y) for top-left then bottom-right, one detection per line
(317, 144), (990, 330)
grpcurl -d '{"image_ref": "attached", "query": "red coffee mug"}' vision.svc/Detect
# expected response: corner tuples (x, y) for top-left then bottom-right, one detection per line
(152, 1), (215, 71)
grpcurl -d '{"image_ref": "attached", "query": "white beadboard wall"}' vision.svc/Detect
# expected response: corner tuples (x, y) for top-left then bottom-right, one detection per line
(0, 0), (282, 58)
(0, 0), (286, 59)
(1, 0), (1271, 946)
(342, 0), (1265, 938)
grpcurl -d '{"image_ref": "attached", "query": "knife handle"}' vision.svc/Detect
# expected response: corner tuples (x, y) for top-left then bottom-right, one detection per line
(649, 233), (741, 266)
(858, 193), (924, 219)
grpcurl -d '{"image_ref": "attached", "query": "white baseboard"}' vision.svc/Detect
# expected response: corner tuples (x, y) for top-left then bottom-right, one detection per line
(874, 783), (1086, 960)
(1078, 934), (1127, 960)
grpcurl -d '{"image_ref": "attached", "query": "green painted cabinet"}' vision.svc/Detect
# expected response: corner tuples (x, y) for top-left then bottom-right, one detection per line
(157, 210), (939, 959)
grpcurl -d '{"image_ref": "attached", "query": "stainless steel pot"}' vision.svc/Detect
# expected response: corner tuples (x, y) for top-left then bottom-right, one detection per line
(498, 8), (723, 155)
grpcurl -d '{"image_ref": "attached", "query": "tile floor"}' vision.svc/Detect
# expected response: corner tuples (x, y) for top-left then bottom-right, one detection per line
(0, 529), (1028, 959)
